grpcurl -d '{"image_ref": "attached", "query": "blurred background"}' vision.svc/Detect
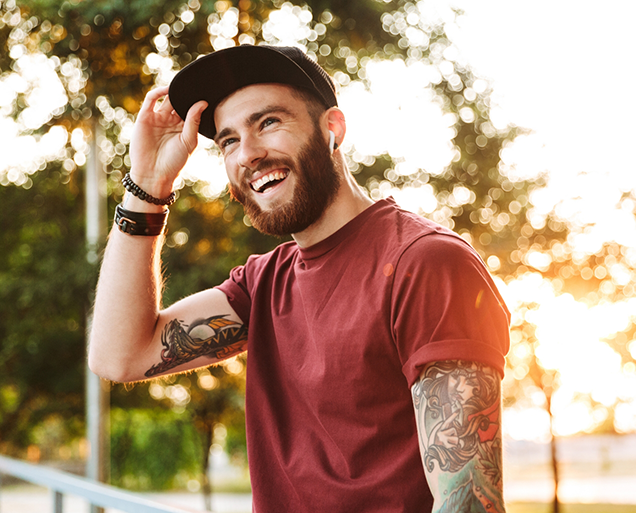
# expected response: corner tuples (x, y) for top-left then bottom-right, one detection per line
(1, 0), (635, 512)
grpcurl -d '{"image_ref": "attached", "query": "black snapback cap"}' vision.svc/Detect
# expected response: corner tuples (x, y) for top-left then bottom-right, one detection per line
(168, 45), (338, 140)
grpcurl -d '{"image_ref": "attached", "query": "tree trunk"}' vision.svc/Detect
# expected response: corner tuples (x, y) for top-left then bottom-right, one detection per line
(550, 432), (560, 513)
(546, 391), (560, 513)
(201, 422), (213, 511)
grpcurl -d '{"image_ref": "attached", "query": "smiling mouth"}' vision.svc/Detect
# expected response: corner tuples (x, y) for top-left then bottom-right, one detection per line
(250, 170), (289, 193)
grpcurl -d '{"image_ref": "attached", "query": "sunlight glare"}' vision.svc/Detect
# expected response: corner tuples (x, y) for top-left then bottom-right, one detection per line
(553, 401), (594, 437)
(503, 407), (551, 441)
(178, 138), (229, 199)
(262, 2), (313, 46)
(500, 273), (635, 437)
(339, 60), (455, 176)
(390, 184), (438, 215)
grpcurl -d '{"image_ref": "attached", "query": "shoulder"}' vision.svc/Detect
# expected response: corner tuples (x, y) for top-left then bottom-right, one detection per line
(373, 199), (478, 265)
(232, 240), (299, 282)
(400, 231), (481, 268)
(394, 231), (494, 298)
(245, 240), (298, 264)
(218, 241), (300, 322)
(381, 206), (499, 300)
(359, 198), (444, 241)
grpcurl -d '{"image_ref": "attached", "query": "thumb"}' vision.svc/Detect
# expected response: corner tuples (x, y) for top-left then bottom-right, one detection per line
(181, 100), (208, 154)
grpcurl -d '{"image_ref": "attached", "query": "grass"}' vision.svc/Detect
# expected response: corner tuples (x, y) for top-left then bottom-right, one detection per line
(508, 503), (636, 513)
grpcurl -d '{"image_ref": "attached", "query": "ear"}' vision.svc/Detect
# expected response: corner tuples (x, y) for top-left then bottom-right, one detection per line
(323, 107), (346, 153)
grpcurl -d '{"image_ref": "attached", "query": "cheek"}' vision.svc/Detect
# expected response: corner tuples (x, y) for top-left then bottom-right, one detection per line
(223, 158), (240, 185)
(269, 129), (306, 153)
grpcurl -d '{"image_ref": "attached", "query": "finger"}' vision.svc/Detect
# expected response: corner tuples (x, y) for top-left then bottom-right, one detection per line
(156, 92), (176, 114)
(181, 100), (209, 154)
(440, 411), (459, 428)
(139, 85), (171, 115)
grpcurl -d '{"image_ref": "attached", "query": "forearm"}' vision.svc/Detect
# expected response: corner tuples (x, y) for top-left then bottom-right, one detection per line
(88, 192), (167, 381)
(88, 88), (213, 382)
(423, 428), (505, 512)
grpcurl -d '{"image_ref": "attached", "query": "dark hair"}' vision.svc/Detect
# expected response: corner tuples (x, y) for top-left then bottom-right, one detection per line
(290, 87), (329, 123)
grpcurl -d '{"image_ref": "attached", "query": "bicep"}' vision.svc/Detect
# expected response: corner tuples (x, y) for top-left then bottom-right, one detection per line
(133, 288), (247, 382)
(411, 360), (505, 512)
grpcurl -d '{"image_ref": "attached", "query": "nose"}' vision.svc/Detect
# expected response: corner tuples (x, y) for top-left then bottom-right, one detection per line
(237, 133), (267, 171)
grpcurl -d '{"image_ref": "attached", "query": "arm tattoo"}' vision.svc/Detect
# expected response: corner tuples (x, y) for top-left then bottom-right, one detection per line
(412, 360), (504, 512)
(145, 315), (248, 377)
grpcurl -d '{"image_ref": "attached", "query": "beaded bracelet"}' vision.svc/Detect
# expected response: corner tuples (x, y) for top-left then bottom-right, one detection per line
(122, 173), (176, 206)
(115, 204), (169, 236)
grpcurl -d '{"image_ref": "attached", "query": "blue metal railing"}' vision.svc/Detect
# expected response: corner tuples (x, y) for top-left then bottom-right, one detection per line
(0, 455), (192, 513)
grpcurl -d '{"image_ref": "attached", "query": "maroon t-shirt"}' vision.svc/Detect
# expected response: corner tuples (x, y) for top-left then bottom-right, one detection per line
(217, 198), (510, 512)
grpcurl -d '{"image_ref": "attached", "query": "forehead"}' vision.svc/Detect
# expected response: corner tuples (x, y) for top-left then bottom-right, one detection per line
(214, 83), (307, 127)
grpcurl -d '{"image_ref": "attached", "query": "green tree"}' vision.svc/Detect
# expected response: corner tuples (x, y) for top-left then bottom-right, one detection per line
(110, 407), (202, 490)
(0, 162), (92, 457)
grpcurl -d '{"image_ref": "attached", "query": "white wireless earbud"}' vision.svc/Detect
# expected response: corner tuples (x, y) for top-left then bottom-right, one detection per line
(328, 130), (336, 155)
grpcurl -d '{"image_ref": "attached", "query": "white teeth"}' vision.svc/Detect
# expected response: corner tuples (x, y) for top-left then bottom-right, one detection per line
(251, 170), (288, 192)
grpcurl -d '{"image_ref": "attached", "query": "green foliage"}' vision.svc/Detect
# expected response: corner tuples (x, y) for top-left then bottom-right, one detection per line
(160, 190), (279, 306)
(110, 357), (249, 488)
(110, 407), (202, 490)
(30, 413), (86, 460)
(0, 164), (94, 454)
(28, 0), (187, 28)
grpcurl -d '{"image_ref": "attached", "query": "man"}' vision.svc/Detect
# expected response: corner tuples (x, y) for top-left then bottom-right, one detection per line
(89, 45), (510, 512)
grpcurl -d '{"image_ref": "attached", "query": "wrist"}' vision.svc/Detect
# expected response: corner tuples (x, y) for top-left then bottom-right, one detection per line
(122, 173), (176, 210)
(122, 192), (168, 213)
(114, 204), (169, 236)
(128, 170), (176, 199)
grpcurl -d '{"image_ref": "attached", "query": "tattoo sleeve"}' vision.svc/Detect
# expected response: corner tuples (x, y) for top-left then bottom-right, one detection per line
(145, 315), (248, 377)
(412, 360), (505, 513)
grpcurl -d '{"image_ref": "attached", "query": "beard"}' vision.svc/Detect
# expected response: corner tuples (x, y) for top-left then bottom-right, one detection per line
(228, 125), (341, 237)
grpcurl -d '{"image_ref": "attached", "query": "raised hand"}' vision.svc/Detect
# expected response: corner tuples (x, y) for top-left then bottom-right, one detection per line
(129, 85), (208, 197)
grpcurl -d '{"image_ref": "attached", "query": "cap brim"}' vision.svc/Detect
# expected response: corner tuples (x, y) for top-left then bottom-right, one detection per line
(169, 46), (324, 140)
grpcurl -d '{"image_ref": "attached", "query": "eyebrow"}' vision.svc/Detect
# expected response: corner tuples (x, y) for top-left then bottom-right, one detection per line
(215, 105), (295, 144)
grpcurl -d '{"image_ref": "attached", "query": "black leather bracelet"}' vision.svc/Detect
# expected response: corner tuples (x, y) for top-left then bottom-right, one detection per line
(115, 204), (169, 236)
(122, 173), (176, 206)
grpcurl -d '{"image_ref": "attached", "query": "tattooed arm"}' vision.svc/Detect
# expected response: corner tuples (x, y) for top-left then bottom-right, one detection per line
(412, 360), (506, 513)
(88, 87), (246, 383)
(89, 244), (248, 383)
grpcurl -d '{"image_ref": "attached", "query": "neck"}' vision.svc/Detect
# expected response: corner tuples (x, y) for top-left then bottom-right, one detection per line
(292, 160), (374, 248)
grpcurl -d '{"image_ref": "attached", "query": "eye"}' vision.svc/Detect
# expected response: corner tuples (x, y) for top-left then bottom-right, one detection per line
(261, 117), (279, 130)
(220, 137), (238, 151)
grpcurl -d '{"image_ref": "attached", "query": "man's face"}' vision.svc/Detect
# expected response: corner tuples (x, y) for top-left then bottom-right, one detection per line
(214, 84), (341, 237)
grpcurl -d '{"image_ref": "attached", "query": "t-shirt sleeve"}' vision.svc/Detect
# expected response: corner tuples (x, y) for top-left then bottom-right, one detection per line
(391, 233), (510, 387)
(215, 260), (254, 326)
